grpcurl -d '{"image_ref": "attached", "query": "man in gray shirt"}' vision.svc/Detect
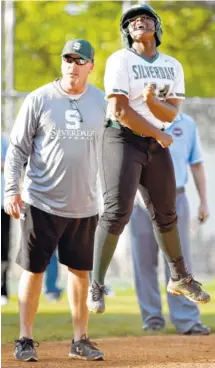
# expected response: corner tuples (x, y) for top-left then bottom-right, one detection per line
(4, 39), (106, 362)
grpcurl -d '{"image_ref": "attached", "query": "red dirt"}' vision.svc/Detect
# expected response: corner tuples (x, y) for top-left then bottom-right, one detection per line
(2, 335), (215, 368)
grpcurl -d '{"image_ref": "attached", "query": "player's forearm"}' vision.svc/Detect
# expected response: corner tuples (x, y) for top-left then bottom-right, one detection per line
(114, 105), (162, 139)
(190, 163), (207, 205)
(146, 98), (178, 122)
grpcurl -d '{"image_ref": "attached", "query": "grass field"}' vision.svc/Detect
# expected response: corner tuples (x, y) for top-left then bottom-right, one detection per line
(2, 280), (215, 344)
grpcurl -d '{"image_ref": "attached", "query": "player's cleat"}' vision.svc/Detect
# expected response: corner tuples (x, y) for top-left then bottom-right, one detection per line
(167, 274), (210, 304)
(14, 337), (39, 361)
(87, 281), (108, 313)
(183, 323), (210, 336)
(69, 335), (104, 361)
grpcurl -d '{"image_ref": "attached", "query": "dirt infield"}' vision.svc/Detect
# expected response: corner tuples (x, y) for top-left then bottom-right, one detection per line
(2, 335), (215, 368)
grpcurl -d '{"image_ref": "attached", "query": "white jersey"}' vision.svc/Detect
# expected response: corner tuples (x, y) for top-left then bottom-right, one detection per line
(104, 48), (185, 129)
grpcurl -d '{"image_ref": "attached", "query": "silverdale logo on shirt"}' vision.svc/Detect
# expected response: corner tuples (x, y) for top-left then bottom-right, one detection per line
(49, 109), (96, 140)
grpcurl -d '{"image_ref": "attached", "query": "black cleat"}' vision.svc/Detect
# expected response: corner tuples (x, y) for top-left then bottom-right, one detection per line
(183, 323), (210, 336)
(14, 337), (39, 361)
(69, 335), (104, 361)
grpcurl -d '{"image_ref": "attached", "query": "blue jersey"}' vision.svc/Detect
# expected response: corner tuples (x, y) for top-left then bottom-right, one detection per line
(1, 134), (9, 208)
(165, 113), (203, 189)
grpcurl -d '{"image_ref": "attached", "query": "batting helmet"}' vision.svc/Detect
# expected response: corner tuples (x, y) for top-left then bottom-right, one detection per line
(120, 4), (162, 48)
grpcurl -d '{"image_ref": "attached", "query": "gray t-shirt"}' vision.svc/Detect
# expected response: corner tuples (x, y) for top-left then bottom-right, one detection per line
(4, 80), (107, 218)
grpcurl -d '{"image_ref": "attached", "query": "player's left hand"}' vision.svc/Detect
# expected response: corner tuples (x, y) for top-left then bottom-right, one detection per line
(143, 83), (156, 104)
(198, 202), (209, 224)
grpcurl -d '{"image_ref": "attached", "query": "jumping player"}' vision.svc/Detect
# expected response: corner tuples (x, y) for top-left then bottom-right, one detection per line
(87, 4), (210, 313)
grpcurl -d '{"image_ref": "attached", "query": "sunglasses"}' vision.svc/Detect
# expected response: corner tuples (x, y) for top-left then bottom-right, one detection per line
(63, 55), (89, 65)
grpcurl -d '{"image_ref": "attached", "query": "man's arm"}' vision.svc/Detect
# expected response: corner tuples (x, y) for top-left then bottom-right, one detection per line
(108, 94), (173, 148)
(190, 162), (209, 223)
(4, 94), (38, 218)
(4, 94), (37, 198)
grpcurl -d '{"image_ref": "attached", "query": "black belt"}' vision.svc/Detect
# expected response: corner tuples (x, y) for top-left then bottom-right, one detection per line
(106, 119), (167, 156)
(106, 119), (164, 136)
(106, 119), (143, 137)
(176, 187), (185, 195)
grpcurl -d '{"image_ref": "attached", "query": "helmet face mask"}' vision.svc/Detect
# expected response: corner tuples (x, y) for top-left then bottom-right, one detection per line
(126, 15), (157, 36)
(120, 4), (162, 47)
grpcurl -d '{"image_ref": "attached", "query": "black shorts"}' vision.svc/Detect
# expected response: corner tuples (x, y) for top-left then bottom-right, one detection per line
(16, 204), (98, 273)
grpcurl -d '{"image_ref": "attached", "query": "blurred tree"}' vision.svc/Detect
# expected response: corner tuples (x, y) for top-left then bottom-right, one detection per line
(156, 1), (215, 97)
(14, 1), (122, 91)
(14, 1), (215, 97)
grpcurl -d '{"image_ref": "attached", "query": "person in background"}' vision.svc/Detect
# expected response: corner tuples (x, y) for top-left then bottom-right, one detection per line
(128, 112), (210, 335)
(44, 252), (63, 301)
(1, 133), (11, 306)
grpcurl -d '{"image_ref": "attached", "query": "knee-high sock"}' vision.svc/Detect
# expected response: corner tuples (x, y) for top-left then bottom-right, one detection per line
(153, 223), (187, 279)
(92, 224), (119, 285)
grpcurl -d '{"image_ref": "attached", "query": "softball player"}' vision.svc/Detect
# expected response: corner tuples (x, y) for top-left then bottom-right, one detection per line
(4, 39), (106, 362)
(129, 113), (210, 335)
(87, 4), (210, 314)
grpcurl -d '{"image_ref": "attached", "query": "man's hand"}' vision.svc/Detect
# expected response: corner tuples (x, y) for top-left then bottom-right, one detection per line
(4, 194), (24, 219)
(143, 83), (156, 104)
(198, 202), (209, 224)
(155, 130), (173, 148)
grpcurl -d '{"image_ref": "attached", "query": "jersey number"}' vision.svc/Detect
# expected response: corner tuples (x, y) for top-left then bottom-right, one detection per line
(144, 83), (170, 98)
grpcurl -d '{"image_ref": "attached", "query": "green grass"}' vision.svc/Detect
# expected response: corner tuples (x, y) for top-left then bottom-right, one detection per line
(2, 280), (215, 344)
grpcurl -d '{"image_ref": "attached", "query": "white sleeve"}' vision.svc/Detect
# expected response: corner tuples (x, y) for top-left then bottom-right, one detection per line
(104, 52), (129, 99)
(167, 61), (185, 100)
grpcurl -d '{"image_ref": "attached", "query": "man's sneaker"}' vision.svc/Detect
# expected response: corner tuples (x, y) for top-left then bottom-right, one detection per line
(69, 335), (104, 361)
(167, 274), (210, 304)
(183, 323), (210, 336)
(45, 290), (63, 302)
(14, 337), (39, 361)
(87, 281), (108, 313)
(1, 295), (9, 306)
(143, 323), (164, 333)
